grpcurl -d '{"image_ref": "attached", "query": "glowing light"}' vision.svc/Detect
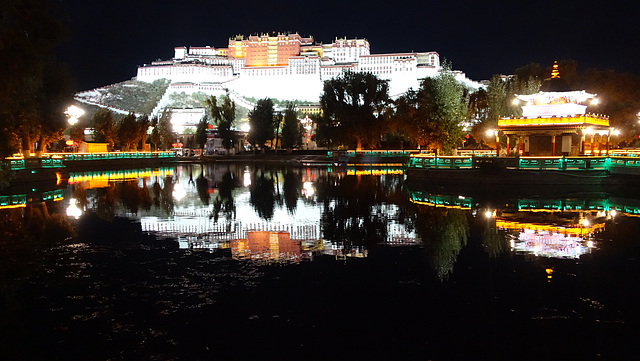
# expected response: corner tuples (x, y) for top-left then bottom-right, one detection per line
(484, 209), (494, 218)
(173, 183), (186, 200)
(610, 209), (617, 218)
(591, 98), (599, 105)
(486, 129), (497, 137)
(582, 218), (590, 227)
(65, 105), (85, 125)
(583, 127), (594, 135)
(587, 240), (595, 248)
(302, 181), (315, 198)
(66, 198), (83, 219)
(241, 123), (251, 132)
(243, 169), (251, 187)
(512, 98), (519, 105)
(612, 129), (620, 136)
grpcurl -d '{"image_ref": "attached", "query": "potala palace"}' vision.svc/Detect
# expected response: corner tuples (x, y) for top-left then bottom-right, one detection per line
(75, 32), (483, 122)
(140, 33), (479, 102)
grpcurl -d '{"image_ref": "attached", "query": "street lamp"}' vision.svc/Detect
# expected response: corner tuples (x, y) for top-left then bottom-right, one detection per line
(65, 105), (84, 125)
(486, 129), (499, 156)
(606, 128), (620, 156)
(300, 115), (313, 149)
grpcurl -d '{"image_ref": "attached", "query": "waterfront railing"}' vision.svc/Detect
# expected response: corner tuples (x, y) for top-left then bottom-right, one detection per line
(408, 154), (640, 172)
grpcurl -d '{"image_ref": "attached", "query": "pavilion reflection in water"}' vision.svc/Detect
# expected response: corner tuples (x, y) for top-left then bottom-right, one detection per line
(408, 190), (624, 259)
(496, 218), (603, 259)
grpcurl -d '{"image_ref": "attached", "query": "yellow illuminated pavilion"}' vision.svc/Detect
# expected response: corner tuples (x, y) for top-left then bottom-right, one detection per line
(498, 62), (611, 156)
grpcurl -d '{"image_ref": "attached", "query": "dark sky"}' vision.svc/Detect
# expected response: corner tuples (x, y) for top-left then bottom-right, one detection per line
(52, 0), (640, 91)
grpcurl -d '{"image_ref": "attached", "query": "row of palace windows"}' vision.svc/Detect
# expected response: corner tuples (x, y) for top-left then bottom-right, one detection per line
(144, 66), (231, 76)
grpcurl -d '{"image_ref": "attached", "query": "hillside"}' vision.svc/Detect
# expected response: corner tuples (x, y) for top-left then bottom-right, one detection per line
(75, 79), (170, 115)
(74, 78), (308, 123)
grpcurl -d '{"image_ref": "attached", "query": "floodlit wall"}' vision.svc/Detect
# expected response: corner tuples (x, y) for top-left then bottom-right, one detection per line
(135, 36), (484, 102)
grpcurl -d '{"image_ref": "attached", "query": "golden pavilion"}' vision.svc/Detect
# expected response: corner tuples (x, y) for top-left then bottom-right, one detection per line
(498, 62), (612, 156)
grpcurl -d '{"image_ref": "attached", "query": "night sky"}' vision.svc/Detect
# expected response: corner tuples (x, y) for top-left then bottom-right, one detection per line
(51, 0), (640, 91)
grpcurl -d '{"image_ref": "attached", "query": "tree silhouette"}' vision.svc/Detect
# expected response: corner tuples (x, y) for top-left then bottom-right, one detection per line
(249, 170), (276, 220)
(0, 0), (73, 157)
(211, 171), (238, 222)
(282, 170), (303, 213)
(281, 102), (304, 149)
(318, 71), (390, 150)
(248, 98), (276, 150)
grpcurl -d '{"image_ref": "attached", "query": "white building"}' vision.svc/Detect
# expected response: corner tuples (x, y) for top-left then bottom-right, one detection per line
(135, 33), (482, 104)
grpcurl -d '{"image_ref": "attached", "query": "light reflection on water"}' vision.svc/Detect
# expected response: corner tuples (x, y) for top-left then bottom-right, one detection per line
(2, 164), (640, 359)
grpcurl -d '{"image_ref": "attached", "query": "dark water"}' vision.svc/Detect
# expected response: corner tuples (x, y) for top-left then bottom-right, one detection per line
(1, 164), (639, 360)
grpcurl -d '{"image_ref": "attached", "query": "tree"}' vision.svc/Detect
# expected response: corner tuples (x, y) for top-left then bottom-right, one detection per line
(274, 112), (283, 151)
(468, 88), (489, 125)
(0, 0), (74, 157)
(396, 64), (469, 154)
(415, 74), (468, 153)
(390, 89), (421, 148)
(318, 71), (390, 150)
(135, 115), (151, 151)
(579, 69), (640, 144)
(281, 102), (303, 149)
(195, 116), (209, 153)
(203, 94), (236, 151)
(156, 109), (175, 150)
(248, 98), (276, 150)
(90, 109), (116, 149)
(116, 113), (139, 151)
(69, 117), (88, 146)
(149, 116), (161, 151)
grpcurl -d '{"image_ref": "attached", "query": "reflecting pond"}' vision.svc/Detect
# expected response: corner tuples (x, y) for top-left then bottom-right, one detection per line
(1, 164), (639, 360)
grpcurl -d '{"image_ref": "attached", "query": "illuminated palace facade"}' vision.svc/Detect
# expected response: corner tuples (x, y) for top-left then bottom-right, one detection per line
(136, 32), (482, 102)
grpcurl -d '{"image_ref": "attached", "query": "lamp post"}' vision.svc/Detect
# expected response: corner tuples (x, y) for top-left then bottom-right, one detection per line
(486, 129), (499, 157)
(65, 105), (85, 152)
(606, 128), (620, 156)
(65, 105), (84, 125)
(300, 115), (313, 150)
(583, 127), (594, 156)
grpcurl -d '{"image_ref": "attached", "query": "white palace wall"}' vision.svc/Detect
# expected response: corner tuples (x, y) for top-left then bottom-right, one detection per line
(136, 42), (482, 103)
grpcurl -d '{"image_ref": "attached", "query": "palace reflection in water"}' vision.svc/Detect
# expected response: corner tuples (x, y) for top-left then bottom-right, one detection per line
(2, 164), (640, 359)
(4, 164), (635, 274)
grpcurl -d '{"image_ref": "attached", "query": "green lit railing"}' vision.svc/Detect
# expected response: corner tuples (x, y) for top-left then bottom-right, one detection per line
(5, 156), (65, 171)
(517, 198), (610, 211)
(409, 190), (472, 209)
(0, 194), (27, 208)
(328, 150), (424, 158)
(8, 158), (26, 171)
(58, 151), (174, 161)
(408, 156), (475, 169)
(3, 152), (174, 172)
(0, 189), (63, 209)
(408, 190), (640, 217)
(408, 155), (640, 172)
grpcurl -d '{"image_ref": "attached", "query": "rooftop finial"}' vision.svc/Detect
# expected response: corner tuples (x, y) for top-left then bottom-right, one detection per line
(551, 61), (560, 79)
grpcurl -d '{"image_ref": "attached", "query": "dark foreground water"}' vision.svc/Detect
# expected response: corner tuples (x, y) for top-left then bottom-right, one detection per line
(1, 164), (639, 360)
